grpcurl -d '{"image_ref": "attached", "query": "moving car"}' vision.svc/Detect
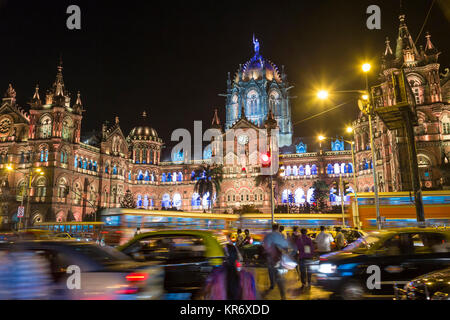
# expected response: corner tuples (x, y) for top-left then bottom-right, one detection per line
(314, 228), (450, 299)
(118, 230), (226, 299)
(394, 267), (450, 300)
(0, 240), (164, 300)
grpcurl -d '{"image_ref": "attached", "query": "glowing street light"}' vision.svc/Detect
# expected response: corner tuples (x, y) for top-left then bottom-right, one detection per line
(362, 63), (371, 73)
(346, 126), (353, 133)
(318, 135), (325, 141)
(317, 90), (329, 100)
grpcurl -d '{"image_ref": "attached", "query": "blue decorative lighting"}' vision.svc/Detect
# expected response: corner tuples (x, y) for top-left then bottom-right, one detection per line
(296, 141), (307, 153)
(331, 138), (344, 151)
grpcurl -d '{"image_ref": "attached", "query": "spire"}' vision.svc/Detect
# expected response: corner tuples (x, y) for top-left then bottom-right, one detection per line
(75, 91), (82, 105)
(211, 109), (221, 129)
(264, 106), (277, 129)
(5, 84), (16, 99)
(33, 84), (40, 100)
(395, 14), (419, 63)
(424, 32), (438, 55)
(384, 37), (394, 57)
(54, 57), (65, 96)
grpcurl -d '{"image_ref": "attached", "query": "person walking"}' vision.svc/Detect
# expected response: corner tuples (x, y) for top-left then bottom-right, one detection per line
(295, 228), (314, 290)
(241, 229), (253, 246)
(290, 226), (301, 280)
(279, 225), (287, 239)
(335, 227), (347, 250)
(263, 223), (292, 300)
(236, 229), (244, 247)
(314, 226), (334, 255)
(202, 244), (257, 300)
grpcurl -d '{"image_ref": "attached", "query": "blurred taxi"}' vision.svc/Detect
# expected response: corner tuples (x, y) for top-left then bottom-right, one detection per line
(117, 230), (226, 299)
(314, 228), (450, 299)
(0, 240), (164, 300)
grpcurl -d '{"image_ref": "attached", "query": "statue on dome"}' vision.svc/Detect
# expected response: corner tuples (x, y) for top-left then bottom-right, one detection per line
(253, 34), (260, 55)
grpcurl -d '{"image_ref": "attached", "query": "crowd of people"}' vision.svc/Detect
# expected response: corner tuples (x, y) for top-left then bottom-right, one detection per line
(204, 224), (347, 300)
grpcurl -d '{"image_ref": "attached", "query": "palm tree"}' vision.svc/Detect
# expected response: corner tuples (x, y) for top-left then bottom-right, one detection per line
(312, 180), (329, 211)
(193, 164), (223, 212)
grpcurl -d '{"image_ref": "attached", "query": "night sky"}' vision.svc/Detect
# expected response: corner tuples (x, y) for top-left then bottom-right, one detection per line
(0, 0), (448, 157)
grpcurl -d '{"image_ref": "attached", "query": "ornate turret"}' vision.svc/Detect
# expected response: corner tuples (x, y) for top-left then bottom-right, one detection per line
(396, 14), (419, 66)
(73, 91), (84, 114)
(424, 31), (439, 63)
(211, 108), (221, 130)
(4, 84), (16, 104)
(29, 84), (42, 109)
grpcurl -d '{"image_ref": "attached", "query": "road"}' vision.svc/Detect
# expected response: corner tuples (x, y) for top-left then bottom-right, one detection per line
(248, 267), (332, 300)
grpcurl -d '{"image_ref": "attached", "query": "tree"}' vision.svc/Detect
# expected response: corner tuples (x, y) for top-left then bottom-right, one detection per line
(193, 164), (223, 212)
(312, 180), (329, 211)
(121, 190), (136, 208)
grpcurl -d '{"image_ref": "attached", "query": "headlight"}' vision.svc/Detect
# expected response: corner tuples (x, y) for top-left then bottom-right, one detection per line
(318, 263), (337, 274)
(431, 292), (450, 300)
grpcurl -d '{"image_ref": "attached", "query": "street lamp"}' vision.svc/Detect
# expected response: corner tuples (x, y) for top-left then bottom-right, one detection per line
(5, 164), (45, 230)
(362, 63), (371, 73)
(317, 90), (329, 100)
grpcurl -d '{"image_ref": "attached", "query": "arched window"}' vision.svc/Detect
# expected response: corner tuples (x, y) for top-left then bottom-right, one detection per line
(36, 177), (47, 197)
(40, 148), (49, 162)
(173, 193), (182, 209)
(39, 115), (52, 139)
(136, 194), (143, 208)
(202, 192), (212, 209)
(161, 194), (171, 208)
(341, 163), (346, 174)
(151, 173), (155, 182)
(246, 89), (260, 116)
(113, 165), (118, 175)
(143, 195), (149, 208)
(285, 166), (291, 176)
(144, 170), (150, 181)
(73, 182), (81, 205)
(57, 178), (68, 200)
(292, 166), (298, 176)
(294, 188), (305, 204)
(192, 193), (201, 209)
(161, 173), (166, 182)
(441, 114), (450, 134)
(93, 161), (97, 172)
(326, 164), (333, 174)
(348, 163), (353, 173)
(363, 160), (369, 170)
(177, 172), (183, 182)
(137, 170), (144, 181)
(334, 163), (340, 174)
(307, 188), (315, 204)
(167, 173), (172, 182)
(298, 165), (305, 176)
(105, 163), (109, 173)
(74, 155), (78, 168)
(62, 117), (73, 142)
(20, 152), (25, 164)
(282, 189), (292, 204)
(88, 160), (93, 171)
(311, 164), (318, 175)
(305, 165), (311, 176)
(128, 171), (131, 181)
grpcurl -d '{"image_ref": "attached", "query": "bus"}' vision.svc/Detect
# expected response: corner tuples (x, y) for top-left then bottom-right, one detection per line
(349, 190), (450, 229)
(100, 208), (351, 245)
(34, 221), (104, 240)
(101, 208), (239, 245)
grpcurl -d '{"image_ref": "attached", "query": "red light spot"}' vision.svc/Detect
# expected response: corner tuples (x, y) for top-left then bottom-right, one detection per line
(126, 273), (149, 282)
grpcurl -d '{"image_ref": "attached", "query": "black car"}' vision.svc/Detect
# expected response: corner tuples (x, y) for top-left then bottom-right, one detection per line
(394, 267), (450, 300)
(314, 228), (450, 300)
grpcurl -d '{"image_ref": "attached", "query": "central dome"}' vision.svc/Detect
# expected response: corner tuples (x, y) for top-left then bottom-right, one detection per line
(128, 111), (159, 141)
(238, 54), (282, 83)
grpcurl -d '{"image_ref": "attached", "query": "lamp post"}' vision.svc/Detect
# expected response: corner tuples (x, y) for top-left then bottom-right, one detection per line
(6, 164), (44, 230)
(316, 63), (381, 229)
(361, 63), (382, 230)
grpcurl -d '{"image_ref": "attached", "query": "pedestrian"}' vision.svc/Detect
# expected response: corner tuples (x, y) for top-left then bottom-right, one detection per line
(236, 229), (244, 246)
(295, 228), (314, 289)
(203, 244), (257, 300)
(263, 223), (293, 300)
(335, 227), (347, 250)
(290, 226), (301, 279)
(242, 229), (253, 246)
(314, 226), (334, 255)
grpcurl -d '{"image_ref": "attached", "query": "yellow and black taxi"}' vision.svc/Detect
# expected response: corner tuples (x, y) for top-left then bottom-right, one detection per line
(395, 267), (450, 300)
(314, 228), (450, 299)
(117, 230), (226, 299)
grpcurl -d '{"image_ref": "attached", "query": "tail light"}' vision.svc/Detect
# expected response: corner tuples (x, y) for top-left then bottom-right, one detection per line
(126, 273), (149, 282)
(235, 261), (242, 271)
(116, 273), (149, 295)
(320, 258), (328, 261)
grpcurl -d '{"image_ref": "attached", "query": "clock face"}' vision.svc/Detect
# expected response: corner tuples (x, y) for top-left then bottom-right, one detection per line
(238, 135), (249, 145)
